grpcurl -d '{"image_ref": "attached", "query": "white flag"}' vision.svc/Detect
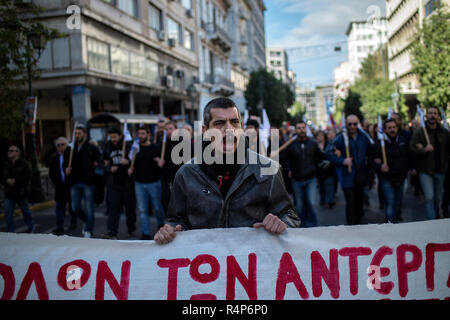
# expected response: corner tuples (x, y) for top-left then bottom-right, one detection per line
(302, 114), (313, 137)
(123, 121), (132, 142)
(128, 137), (140, 160)
(387, 107), (393, 120)
(416, 105), (425, 128)
(243, 109), (249, 128)
(440, 107), (449, 130)
(377, 115), (387, 146)
(260, 109), (271, 148)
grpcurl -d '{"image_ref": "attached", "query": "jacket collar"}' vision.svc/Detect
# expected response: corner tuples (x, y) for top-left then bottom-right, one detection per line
(191, 149), (275, 197)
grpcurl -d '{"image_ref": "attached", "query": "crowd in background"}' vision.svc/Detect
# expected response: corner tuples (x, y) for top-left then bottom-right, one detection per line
(1, 106), (449, 239)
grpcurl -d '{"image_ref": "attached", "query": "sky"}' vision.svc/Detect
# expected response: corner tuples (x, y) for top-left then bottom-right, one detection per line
(264, 0), (386, 88)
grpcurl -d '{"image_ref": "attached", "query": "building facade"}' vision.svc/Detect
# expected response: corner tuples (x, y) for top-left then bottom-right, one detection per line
(345, 18), (388, 84)
(196, 0), (266, 121)
(315, 85), (334, 129)
(266, 47), (289, 83)
(295, 87), (316, 125)
(386, 0), (449, 108)
(29, 0), (201, 162)
(229, 0), (266, 114)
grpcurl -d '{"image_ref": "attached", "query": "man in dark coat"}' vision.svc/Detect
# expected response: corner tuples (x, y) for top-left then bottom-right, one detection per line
(48, 137), (77, 235)
(1, 145), (35, 233)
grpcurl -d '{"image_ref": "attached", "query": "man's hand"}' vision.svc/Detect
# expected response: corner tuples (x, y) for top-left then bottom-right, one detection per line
(154, 157), (165, 168)
(154, 224), (183, 244)
(343, 157), (353, 167)
(253, 213), (286, 235)
(334, 148), (342, 158)
(381, 163), (389, 173)
(6, 178), (15, 186)
(374, 158), (382, 165)
(120, 158), (130, 166)
(424, 144), (434, 153)
(65, 167), (72, 176)
(128, 167), (134, 176)
(110, 166), (118, 173)
(288, 171), (292, 179)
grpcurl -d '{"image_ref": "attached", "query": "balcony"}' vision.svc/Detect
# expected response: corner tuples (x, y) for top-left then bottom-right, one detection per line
(202, 21), (232, 52)
(204, 73), (235, 96)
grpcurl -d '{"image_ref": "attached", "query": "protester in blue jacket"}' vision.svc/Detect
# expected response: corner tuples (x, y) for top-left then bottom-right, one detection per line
(327, 115), (376, 225)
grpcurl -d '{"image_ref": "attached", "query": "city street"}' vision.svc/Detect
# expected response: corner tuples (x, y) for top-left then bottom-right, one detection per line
(0, 180), (429, 240)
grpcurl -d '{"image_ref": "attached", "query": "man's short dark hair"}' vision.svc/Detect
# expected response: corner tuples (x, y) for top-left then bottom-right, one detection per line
(246, 119), (260, 129)
(295, 121), (306, 127)
(384, 118), (398, 129)
(137, 125), (150, 133)
(75, 123), (87, 133)
(392, 112), (401, 120)
(427, 106), (439, 113)
(108, 127), (121, 135)
(165, 121), (176, 128)
(203, 97), (239, 127)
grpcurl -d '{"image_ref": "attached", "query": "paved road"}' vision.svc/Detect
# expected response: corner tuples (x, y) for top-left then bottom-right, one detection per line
(0, 179), (434, 240)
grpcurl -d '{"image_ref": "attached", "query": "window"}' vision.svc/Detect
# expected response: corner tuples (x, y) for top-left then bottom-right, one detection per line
(167, 17), (182, 45)
(148, 3), (162, 30)
(53, 37), (70, 68)
(117, 0), (138, 17)
(38, 37), (71, 70)
(130, 52), (145, 79)
(87, 38), (110, 72)
(103, 0), (138, 17)
(182, 0), (192, 10)
(144, 59), (159, 83)
(184, 29), (194, 51)
(111, 46), (130, 76)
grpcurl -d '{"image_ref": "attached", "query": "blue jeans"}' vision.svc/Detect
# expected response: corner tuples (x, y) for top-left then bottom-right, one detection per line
(418, 172), (445, 220)
(135, 181), (166, 236)
(4, 198), (34, 233)
(71, 183), (95, 233)
(380, 178), (405, 223)
(291, 178), (318, 227)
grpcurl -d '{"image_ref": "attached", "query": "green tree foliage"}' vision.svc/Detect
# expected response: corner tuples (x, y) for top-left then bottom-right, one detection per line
(347, 49), (408, 122)
(343, 89), (364, 121)
(0, 1), (62, 139)
(244, 68), (295, 127)
(289, 101), (305, 124)
(411, 4), (450, 110)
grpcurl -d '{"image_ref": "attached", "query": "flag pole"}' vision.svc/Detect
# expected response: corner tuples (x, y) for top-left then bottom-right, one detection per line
(160, 130), (167, 161)
(68, 121), (78, 169)
(121, 121), (127, 161)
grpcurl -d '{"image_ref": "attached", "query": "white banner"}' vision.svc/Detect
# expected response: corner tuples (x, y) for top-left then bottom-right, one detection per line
(0, 219), (449, 300)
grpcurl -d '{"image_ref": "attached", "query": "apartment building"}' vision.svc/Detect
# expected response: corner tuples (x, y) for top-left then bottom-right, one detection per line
(26, 0), (200, 161)
(386, 0), (449, 108)
(296, 87), (316, 125)
(266, 48), (289, 83)
(345, 18), (388, 84)
(229, 0), (266, 113)
(315, 85), (334, 129)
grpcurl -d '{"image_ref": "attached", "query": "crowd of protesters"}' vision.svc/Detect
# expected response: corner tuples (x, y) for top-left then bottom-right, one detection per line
(1, 103), (449, 239)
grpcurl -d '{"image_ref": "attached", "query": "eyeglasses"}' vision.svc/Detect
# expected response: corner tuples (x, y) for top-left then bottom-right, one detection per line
(56, 143), (66, 147)
(347, 123), (358, 127)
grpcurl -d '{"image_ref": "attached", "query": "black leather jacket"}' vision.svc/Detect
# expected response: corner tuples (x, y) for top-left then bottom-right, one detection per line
(167, 150), (301, 230)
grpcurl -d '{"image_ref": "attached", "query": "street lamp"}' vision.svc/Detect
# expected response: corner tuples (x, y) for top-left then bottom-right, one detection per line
(25, 33), (47, 203)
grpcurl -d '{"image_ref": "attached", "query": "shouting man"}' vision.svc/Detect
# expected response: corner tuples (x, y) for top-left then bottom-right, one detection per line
(154, 97), (300, 244)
